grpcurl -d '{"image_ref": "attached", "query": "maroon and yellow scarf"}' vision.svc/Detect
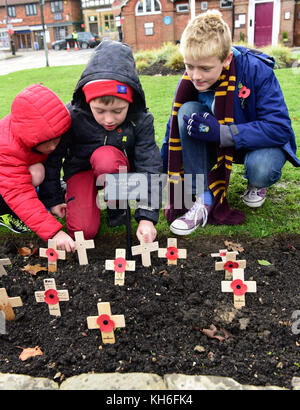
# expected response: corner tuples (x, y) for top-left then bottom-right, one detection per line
(165, 59), (245, 225)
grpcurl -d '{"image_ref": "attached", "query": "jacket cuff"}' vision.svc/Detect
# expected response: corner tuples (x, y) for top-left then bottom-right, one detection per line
(220, 124), (236, 147)
(135, 207), (159, 225)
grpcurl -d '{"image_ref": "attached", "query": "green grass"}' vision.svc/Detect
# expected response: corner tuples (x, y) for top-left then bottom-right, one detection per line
(0, 66), (299, 238)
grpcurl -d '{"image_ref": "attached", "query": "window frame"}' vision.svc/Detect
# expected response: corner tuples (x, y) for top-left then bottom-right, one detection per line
(176, 3), (189, 13)
(220, 0), (233, 9)
(51, 0), (63, 13)
(25, 3), (38, 16)
(135, 0), (162, 16)
(7, 5), (16, 17)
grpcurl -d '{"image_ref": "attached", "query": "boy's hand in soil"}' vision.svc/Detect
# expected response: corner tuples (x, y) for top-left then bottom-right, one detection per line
(52, 230), (76, 253)
(183, 112), (220, 144)
(136, 220), (157, 243)
(50, 203), (67, 218)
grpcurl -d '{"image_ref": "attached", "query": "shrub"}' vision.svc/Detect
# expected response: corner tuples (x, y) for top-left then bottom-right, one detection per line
(153, 42), (180, 63)
(260, 44), (295, 68)
(134, 49), (156, 65)
(164, 48), (184, 71)
(135, 59), (150, 72)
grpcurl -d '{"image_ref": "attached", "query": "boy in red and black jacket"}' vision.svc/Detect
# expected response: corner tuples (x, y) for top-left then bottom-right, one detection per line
(39, 40), (163, 243)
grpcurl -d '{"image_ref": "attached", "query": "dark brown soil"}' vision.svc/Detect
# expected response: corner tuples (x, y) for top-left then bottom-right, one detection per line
(0, 233), (300, 388)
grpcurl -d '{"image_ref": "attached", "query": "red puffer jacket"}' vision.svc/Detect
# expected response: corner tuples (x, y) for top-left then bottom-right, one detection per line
(0, 84), (71, 241)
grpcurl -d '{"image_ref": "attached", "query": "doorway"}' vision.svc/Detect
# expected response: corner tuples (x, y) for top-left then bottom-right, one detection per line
(254, 2), (274, 46)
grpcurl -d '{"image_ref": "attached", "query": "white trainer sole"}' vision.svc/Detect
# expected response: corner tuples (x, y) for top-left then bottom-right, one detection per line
(242, 197), (266, 208)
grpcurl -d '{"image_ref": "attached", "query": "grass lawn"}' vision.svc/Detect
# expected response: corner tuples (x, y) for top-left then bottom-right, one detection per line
(0, 65), (299, 238)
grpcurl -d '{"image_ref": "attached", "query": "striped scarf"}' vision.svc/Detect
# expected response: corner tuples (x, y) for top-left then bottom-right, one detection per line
(165, 59), (245, 225)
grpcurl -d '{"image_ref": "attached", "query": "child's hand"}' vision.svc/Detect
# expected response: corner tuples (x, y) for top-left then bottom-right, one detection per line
(50, 203), (67, 218)
(52, 230), (76, 253)
(136, 220), (157, 243)
(183, 112), (220, 144)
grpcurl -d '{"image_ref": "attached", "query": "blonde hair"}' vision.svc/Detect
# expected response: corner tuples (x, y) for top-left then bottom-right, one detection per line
(180, 10), (232, 62)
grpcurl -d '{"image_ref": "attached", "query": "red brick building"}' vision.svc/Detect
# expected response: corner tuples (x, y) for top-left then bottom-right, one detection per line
(1, 0), (300, 51)
(120, 0), (300, 51)
(0, 0), (82, 50)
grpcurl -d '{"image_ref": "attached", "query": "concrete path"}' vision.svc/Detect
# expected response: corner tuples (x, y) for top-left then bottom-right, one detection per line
(0, 48), (94, 76)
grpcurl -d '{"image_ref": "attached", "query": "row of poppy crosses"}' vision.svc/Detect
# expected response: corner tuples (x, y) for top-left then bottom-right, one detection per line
(0, 233), (187, 344)
(0, 233), (257, 344)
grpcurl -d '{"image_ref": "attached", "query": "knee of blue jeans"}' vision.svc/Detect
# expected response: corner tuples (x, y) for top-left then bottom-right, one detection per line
(245, 162), (282, 188)
(178, 102), (203, 125)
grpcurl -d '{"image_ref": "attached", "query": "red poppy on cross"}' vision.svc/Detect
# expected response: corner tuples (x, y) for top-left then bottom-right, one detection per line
(35, 278), (69, 316)
(221, 269), (256, 309)
(158, 238), (187, 265)
(87, 302), (125, 344)
(105, 249), (135, 286)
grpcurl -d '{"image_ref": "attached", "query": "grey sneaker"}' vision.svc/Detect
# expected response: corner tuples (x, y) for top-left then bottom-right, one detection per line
(242, 183), (266, 208)
(170, 198), (210, 235)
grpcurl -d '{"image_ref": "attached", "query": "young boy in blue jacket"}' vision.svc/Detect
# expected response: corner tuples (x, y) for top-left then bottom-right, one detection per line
(161, 9), (299, 235)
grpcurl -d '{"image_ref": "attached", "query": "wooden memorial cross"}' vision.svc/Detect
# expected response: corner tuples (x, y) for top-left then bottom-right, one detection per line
(105, 249), (135, 286)
(215, 251), (246, 280)
(39, 239), (66, 272)
(221, 268), (257, 309)
(87, 302), (125, 344)
(35, 278), (69, 317)
(211, 249), (238, 262)
(0, 258), (11, 277)
(74, 231), (95, 265)
(0, 288), (23, 321)
(131, 238), (159, 267)
(158, 238), (187, 265)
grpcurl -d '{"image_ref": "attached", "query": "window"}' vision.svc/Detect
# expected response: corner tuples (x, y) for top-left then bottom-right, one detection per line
(144, 22), (153, 35)
(201, 2), (208, 10)
(82, 0), (112, 7)
(25, 4), (37, 16)
(7, 6), (16, 17)
(53, 26), (68, 41)
(104, 14), (115, 31)
(0, 32), (10, 49)
(220, 0), (233, 8)
(176, 4), (189, 13)
(135, 0), (162, 15)
(51, 1), (63, 13)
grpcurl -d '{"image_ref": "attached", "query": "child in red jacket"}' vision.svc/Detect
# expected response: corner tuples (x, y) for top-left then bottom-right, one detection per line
(0, 84), (76, 252)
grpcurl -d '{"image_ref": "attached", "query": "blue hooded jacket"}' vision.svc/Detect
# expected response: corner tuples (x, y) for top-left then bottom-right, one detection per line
(161, 46), (300, 170)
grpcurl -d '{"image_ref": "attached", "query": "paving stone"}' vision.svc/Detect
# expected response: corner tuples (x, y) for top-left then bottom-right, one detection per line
(0, 373), (58, 390)
(60, 372), (166, 390)
(291, 377), (300, 390)
(164, 374), (286, 390)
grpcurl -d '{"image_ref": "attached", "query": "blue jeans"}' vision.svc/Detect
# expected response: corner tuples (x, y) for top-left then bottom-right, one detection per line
(178, 101), (287, 195)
